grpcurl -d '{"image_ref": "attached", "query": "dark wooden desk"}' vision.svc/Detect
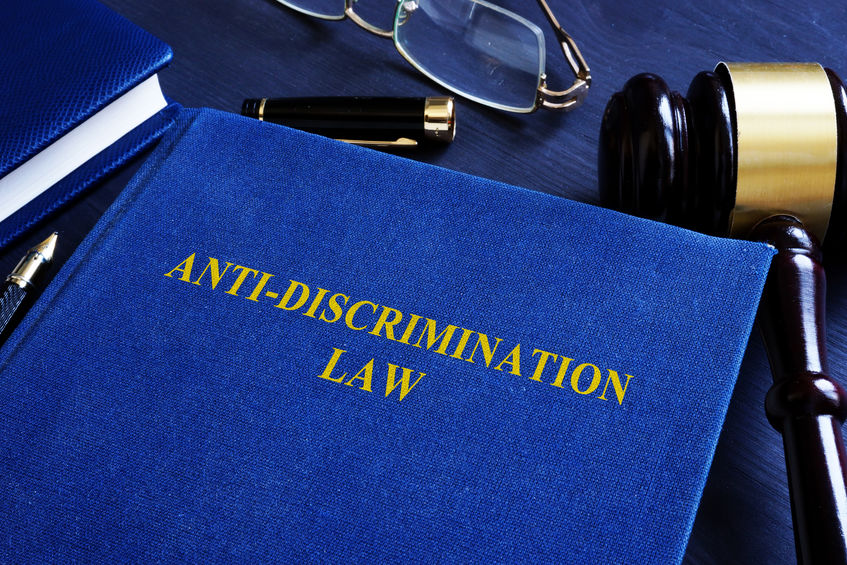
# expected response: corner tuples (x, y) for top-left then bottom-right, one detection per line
(7, 0), (847, 562)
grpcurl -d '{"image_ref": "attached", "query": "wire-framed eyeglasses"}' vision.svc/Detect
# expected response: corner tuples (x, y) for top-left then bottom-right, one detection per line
(275, 0), (591, 113)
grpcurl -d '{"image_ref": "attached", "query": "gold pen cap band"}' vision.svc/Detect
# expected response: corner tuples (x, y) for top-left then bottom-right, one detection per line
(717, 62), (838, 241)
(424, 97), (456, 143)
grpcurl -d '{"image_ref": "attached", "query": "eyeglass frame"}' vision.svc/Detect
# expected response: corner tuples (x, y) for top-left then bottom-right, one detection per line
(280, 0), (592, 113)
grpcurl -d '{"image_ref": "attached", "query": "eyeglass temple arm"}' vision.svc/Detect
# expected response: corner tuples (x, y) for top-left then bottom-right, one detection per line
(535, 0), (591, 111)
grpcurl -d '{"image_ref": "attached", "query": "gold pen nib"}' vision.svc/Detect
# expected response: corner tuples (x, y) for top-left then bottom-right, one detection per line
(8, 232), (58, 289)
(32, 232), (58, 263)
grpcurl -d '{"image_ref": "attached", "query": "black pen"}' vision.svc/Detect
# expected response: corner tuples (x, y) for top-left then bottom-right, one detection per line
(0, 232), (57, 343)
(241, 96), (456, 147)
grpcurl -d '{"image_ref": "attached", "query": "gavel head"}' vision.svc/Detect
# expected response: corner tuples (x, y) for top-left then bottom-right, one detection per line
(599, 63), (847, 252)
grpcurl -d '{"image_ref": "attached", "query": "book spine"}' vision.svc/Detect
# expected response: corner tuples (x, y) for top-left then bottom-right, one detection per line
(0, 108), (198, 367)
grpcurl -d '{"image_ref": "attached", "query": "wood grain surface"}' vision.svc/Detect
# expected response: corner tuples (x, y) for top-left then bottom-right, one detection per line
(7, 0), (847, 562)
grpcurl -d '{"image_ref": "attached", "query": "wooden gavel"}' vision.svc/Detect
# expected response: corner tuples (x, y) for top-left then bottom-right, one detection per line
(599, 64), (847, 565)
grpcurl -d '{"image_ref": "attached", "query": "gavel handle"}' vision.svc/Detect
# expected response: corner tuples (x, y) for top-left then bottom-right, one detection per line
(751, 216), (847, 564)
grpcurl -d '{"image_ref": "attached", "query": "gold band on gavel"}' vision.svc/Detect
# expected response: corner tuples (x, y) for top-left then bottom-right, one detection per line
(717, 62), (838, 241)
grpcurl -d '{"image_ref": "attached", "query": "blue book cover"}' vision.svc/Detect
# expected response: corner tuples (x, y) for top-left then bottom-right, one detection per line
(0, 0), (175, 247)
(0, 108), (774, 563)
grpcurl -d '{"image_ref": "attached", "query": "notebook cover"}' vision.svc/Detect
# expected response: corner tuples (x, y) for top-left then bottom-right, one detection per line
(0, 108), (774, 563)
(0, 0), (173, 244)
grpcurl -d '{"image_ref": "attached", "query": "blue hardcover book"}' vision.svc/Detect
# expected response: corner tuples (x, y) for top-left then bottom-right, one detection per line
(0, 109), (774, 563)
(0, 0), (177, 248)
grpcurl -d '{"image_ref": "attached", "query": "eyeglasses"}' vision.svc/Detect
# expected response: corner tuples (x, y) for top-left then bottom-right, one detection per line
(275, 0), (591, 113)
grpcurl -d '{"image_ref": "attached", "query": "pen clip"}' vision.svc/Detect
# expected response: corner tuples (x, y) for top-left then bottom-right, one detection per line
(337, 137), (419, 148)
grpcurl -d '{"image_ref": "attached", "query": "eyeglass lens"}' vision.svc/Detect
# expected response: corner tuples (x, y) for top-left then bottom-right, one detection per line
(394, 0), (545, 112)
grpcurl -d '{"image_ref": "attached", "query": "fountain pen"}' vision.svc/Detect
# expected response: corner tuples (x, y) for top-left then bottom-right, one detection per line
(241, 96), (456, 147)
(0, 232), (58, 343)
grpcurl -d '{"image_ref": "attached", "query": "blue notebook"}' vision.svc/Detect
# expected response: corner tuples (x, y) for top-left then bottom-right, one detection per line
(0, 0), (177, 248)
(0, 109), (774, 563)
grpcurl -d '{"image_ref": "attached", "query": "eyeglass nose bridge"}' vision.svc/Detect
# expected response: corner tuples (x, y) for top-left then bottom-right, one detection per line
(344, 0), (395, 38)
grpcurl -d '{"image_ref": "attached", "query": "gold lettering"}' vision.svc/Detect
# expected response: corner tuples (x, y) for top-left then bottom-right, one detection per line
(319, 293), (349, 323)
(550, 356), (575, 388)
(398, 314), (423, 344)
(345, 301), (378, 331)
(164, 253), (196, 282)
(494, 344), (522, 376)
(597, 370), (634, 405)
(167, 255), (640, 406)
(385, 363), (425, 401)
(571, 363), (602, 395)
(225, 265), (260, 296)
(245, 272), (274, 301)
(413, 319), (458, 355)
(530, 349), (558, 382)
(193, 257), (234, 289)
(450, 328), (475, 360)
(304, 288), (330, 318)
(466, 332), (502, 367)
(274, 280), (310, 310)
(316, 348), (347, 383)
(345, 358), (374, 392)
(369, 306), (404, 340)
